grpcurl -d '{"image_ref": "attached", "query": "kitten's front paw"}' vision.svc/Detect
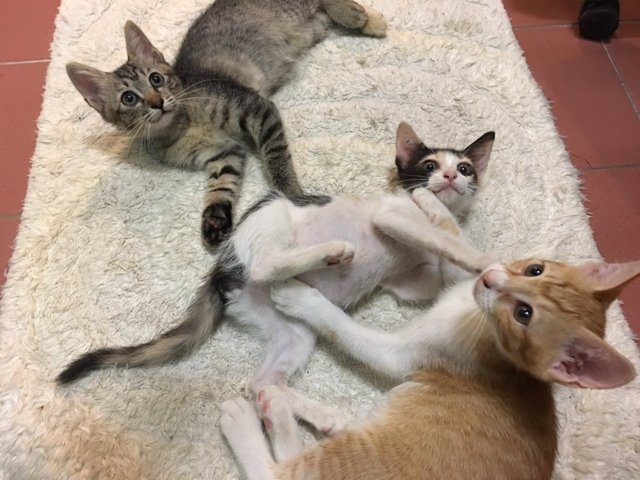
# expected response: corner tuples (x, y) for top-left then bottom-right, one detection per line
(271, 279), (324, 319)
(201, 202), (232, 248)
(412, 188), (449, 218)
(325, 241), (355, 266)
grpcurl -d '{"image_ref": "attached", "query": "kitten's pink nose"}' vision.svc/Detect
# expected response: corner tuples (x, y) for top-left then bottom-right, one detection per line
(480, 267), (508, 291)
(443, 170), (458, 181)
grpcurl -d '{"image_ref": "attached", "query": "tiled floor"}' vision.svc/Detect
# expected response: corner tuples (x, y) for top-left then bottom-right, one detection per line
(1, 1), (639, 340)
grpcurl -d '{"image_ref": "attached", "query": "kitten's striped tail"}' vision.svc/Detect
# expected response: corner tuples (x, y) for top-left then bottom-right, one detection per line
(56, 269), (227, 385)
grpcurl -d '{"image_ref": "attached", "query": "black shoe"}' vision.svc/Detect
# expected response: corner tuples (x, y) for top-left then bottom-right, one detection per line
(579, 0), (620, 40)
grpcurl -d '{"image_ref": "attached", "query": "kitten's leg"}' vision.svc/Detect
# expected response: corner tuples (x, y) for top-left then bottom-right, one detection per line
(201, 146), (246, 247)
(373, 198), (494, 273)
(411, 187), (462, 236)
(320, 0), (387, 37)
(257, 386), (304, 461)
(271, 279), (424, 380)
(220, 397), (276, 480)
(242, 298), (346, 434)
(239, 95), (302, 197)
(250, 240), (355, 283)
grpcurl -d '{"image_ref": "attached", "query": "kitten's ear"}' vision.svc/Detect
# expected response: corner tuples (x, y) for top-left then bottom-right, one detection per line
(463, 132), (495, 178)
(577, 260), (640, 307)
(66, 62), (110, 114)
(546, 330), (636, 389)
(124, 21), (165, 65)
(395, 122), (427, 170)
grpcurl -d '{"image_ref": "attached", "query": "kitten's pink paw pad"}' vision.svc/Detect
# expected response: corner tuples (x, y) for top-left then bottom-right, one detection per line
(325, 241), (355, 266)
(256, 386), (295, 434)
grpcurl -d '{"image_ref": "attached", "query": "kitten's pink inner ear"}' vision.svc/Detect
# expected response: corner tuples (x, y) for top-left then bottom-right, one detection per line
(66, 63), (107, 113)
(547, 332), (636, 389)
(578, 261), (640, 306)
(395, 122), (424, 169)
(462, 132), (494, 178)
(124, 21), (165, 65)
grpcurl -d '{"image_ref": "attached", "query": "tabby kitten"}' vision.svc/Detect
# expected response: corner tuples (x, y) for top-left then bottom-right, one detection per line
(57, 123), (494, 433)
(220, 218), (639, 479)
(66, 0), (387, 247)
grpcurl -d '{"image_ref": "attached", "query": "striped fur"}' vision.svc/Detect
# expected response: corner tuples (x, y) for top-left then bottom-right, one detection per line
(66, 0), (387, 247)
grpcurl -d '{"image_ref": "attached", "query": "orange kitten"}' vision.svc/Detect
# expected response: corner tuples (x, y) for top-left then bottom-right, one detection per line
(220, 206), (638, 479)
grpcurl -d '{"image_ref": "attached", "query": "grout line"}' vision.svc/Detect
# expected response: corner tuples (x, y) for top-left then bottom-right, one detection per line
(512, 23), (575, 31)
(578, 163), (640, 173)
(602, 43), (640, 120)
(0, 59), (49, 66)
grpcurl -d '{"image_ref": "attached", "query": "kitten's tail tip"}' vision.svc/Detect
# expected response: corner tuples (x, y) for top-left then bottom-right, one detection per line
(55, 351), (105, 385)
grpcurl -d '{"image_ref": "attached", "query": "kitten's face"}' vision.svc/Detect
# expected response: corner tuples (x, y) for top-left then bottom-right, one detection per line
(67, 21), (184, 134)
(393, 122), (495, 216)
(403, 150), (479, 214)
(110, 62), (182, 130)
(473, 259), (638, 389)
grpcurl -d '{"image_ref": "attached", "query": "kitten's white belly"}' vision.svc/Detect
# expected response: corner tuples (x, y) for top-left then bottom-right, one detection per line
(291, 196), (418, 307)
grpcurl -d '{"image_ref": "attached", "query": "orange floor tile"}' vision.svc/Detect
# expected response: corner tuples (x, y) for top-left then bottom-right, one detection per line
(0, 1), (639, 342)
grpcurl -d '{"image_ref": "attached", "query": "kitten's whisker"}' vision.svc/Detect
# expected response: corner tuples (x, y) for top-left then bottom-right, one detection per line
(126, 118), (149, 156)
(467, 310), (488, 353)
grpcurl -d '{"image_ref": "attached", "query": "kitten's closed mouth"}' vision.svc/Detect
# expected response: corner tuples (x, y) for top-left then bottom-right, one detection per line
(151, 109), (175, 126)
(434, 184), (462, 195)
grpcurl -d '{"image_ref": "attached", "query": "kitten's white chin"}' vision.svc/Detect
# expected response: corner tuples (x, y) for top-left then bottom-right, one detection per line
(152, 111), (176, 128)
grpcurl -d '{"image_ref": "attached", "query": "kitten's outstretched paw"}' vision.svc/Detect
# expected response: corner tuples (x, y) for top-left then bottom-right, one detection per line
(325, 241), (355, 266)
(220, 397), (262, 440)
(362, 6), (387, 37)
(201, 202), (232, 248)
(271, 279), (325, 319)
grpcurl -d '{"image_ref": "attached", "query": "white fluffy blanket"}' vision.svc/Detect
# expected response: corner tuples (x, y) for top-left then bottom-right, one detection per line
(1, 0), (638, 478)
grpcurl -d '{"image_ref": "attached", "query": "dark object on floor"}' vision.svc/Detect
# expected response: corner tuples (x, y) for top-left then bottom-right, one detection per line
(579, 0), (620, 40)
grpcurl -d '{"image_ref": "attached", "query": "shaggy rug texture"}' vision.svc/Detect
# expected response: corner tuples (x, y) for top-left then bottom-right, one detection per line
(1, 0), (638, 478)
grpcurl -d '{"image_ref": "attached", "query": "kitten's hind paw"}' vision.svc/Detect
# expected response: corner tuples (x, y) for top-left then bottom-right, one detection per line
(325, 240), (355, 266)
(362, 6), (387, 37)
(201, 202), (232, 248)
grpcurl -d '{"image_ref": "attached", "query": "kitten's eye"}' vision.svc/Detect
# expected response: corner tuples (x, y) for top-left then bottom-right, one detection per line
(524, 264), (544, 276)
(149, 72), (164, 87)
(457, 164), (473, 176)
(424, 161), (438, 172)
(121, 91), (139, 106)
(513, 302), (533, 326)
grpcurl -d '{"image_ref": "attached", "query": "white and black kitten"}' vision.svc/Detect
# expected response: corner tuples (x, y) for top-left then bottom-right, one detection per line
(57, 122), (494, 433)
